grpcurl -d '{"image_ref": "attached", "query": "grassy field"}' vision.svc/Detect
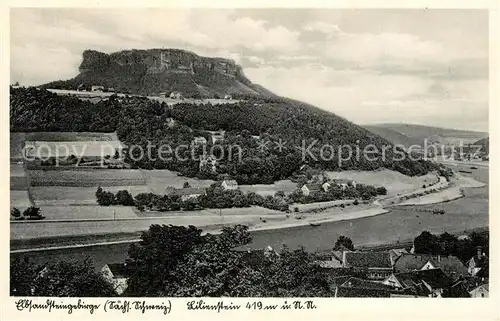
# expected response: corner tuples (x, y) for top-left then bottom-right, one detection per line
(38, 205), (138, 220)
(25, 132), (119, 141)
(10, 191), (33, 210)
(239, 180), (297, 196)
(25, 141), (123, 158)
(10, 133), (26, 160)
(325, 169), (438, 196)
(10, 164), (26, 177)
(31, 185), (152, 206)
(28, 169), (146, 187)
(142, 169), (215, 194)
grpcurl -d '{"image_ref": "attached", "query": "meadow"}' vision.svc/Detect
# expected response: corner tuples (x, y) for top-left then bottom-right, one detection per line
(10, 191), (33, 210)
(10, 133), (26, 160)
(37, 205), (138, 220)
(28, 169), (146, 187)
(30, 185), (152, 206)
(325, 169), (438, 196)
(141, 169), (215, 194)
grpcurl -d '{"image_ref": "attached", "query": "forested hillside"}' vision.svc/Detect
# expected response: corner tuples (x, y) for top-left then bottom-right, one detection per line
(10, 87), (439, 184)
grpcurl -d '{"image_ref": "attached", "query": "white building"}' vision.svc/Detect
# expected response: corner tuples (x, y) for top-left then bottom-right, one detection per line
(101, 263), (129, 295)
(170, 91), (183, 99)
(221, 179), (238, 190)
(91, 85), (104, 92)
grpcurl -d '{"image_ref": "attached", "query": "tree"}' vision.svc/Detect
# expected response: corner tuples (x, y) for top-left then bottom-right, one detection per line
(23, 206), (41, 219)
(413, 231), (441, 254)
(116, 190), (135, 206)
(376, 186), (387, 195)
(183, 182), (191, 188)
(10, 257), (116, 297)
(334, 235), (354, 251)
(125, 224), (203, 296)
(274, 190), (286, 198)
(11, 207), (21, 218)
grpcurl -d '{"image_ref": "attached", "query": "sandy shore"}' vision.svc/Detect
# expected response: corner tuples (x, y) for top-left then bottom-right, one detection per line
(398, 173), (485, 206)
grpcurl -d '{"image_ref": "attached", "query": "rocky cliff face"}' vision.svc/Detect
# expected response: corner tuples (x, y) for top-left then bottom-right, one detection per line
(43, 48), (273, 97)
(79, 49), (240, 77)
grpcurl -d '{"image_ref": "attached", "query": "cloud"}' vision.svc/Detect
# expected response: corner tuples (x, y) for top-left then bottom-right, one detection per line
(9, 8), (488, 131)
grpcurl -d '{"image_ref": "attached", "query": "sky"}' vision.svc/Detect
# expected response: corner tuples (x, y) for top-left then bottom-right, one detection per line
(10, 8), (489, 132)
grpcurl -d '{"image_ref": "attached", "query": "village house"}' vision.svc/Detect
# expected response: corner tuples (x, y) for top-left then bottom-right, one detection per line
(300, 183), (326, 196)
(467, 246), (487, 276)
(221, 179), (238, 190)
(224, 94), (233, 100)
(77, 83), (86, 91)
(169, 91), (183, 99)
(469, 283), (489, 298)
(165, 186), (206, 201)
(333, 277), (399, 298)
(208, 130), (225, 144)
(394, 253), (468, 281)
(101, 263), (130, 295)
(332, 179), (357, 190)
(232, 245), (279, 269)
(192, 136), (208, 146)
(388, 248), (409, 265)
(158, 92), (169, 98)
(91, 85), (104, 92)
(165, 117), (176, 128)
(382, 268), (454, 297)
(342, 251), (394, 281)
(199, 155), (217, 173)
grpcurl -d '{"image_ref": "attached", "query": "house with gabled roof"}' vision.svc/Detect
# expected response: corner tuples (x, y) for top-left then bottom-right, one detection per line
(467, 246), (488, 276)
(334, 277), (398, 298)
(101, 263), (130, 295)
(394, 253), (468, 281)
(165, 186), (206, 201)
(469, 283), (488, 298)
(383, 268), (454, 297)
(221, 179), (238, 190)
(300, 183), (324, 196)
(342, 251), (393, 280)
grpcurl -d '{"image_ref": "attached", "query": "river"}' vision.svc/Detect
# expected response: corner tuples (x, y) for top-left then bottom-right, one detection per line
(11, 164), (488, 270)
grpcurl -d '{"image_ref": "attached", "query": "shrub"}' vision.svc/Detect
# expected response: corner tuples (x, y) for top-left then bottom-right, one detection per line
(11, 207), (21, 218)
(353, 200), (359, 206)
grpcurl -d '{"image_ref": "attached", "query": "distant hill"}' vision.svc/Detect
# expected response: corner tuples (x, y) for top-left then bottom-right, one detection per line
(473, 137), (489, 154)
(41, 49), (276, 98)
(365, 123), (488, 147)
(363, 125), (421, 149)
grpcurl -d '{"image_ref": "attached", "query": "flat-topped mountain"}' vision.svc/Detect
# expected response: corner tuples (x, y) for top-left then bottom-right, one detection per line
(42, 49), (275, 97)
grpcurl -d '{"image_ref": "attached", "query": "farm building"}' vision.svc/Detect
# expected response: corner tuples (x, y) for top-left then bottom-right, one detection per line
(224, 94), (233, 100)
(165, 186), (206, 201)
(91, 85), (104, 92)
(300, 183), (326, 196)
(169, 91), (183, 99)
(221, 179), (238, 190)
